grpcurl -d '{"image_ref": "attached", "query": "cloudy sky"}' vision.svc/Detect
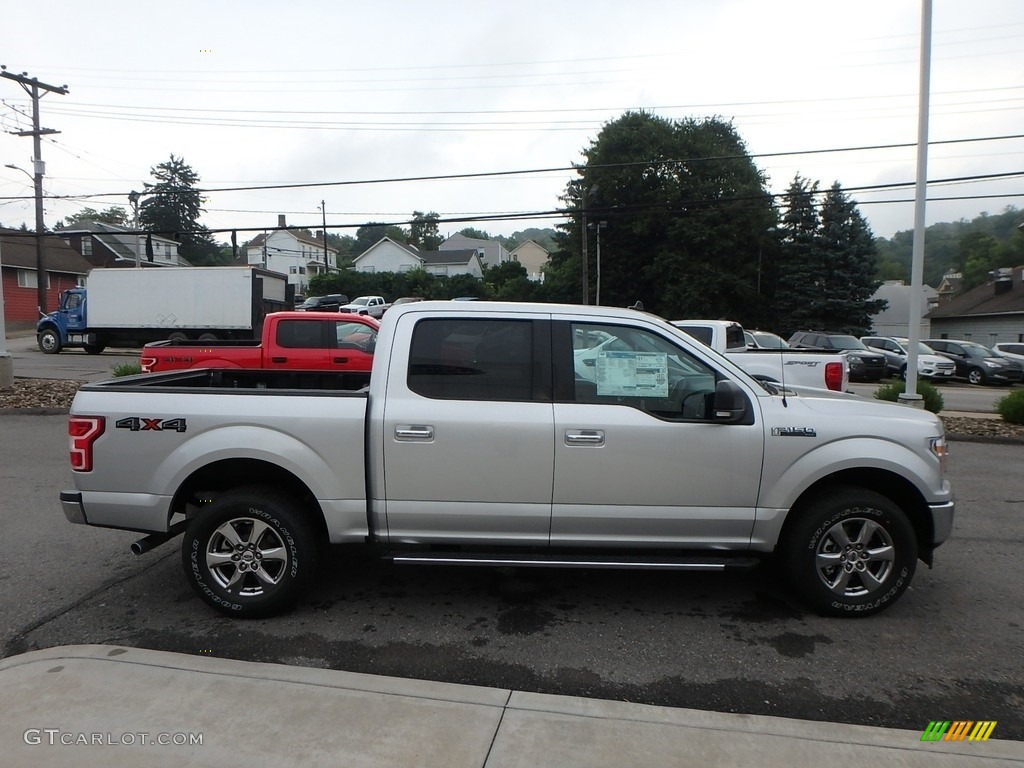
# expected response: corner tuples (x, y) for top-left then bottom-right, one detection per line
(1, 0), (1022, 246)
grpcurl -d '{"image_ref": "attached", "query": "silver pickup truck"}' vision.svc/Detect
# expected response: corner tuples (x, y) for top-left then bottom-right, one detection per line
(62, 301), (954, 618)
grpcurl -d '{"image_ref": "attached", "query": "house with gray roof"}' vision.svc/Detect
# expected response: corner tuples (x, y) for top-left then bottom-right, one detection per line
(58, 221), (189, 268)
(868, 280), (939, 337)
(925, 266), (1024, 347)
(440, 233), (510, 268)
(353, 237), (483, 277)
(245, 215), (336, 296)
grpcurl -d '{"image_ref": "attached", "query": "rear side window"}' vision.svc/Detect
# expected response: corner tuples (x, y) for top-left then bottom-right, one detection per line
(276, 320), (326, 349)
(408, 318), (535, 401)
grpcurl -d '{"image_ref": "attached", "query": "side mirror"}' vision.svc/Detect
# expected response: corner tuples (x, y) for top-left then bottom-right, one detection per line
(712, 380), (751, 424)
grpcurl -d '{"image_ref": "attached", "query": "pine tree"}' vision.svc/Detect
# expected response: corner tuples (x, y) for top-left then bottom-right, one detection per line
(818, 183), (885, 334)
(775, 175), (824, 335)
(139, 155), (224, 265)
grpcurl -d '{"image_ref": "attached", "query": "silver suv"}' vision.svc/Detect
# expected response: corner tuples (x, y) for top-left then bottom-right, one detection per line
(860, 336), (955, 380)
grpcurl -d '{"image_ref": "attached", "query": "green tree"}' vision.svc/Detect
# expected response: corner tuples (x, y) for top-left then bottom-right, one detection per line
(959, 231), (1001, 290)
(458, 227), (492, 241)
(482, 260), (541, 301)
(57, 206), (130, 228)
(551, 111), (776, 322)
(409, 211), (442, 251)
(139, 155), (224, 265)
(353, 222), (408, 254)
(775, 175), (824, 334)
(816, 183), (885, 335)
(774, 178), (884, 336)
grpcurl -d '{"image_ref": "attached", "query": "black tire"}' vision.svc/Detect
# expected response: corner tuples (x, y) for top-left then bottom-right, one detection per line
(783, 486), (917, 617)
(899, 364), (908, 381)
(967, 367), (986, 386)
(83, 344), (106, 355)
(38, 329), (62, 354)
(168, 332), (189, 342)
(197, 333), (218, 341)
(181, 487), (319, 618)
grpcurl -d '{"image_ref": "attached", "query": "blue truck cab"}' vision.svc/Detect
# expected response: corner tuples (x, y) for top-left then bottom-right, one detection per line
(37, 288), (97, 354)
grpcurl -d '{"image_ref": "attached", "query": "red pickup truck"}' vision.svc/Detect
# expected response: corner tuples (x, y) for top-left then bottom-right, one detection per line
(140, 311), (379, 373)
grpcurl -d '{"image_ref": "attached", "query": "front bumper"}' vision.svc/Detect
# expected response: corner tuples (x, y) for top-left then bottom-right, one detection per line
(929, 499), (956, 545)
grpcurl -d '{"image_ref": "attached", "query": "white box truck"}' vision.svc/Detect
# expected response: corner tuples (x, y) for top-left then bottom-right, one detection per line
(36, 267), (292, 354)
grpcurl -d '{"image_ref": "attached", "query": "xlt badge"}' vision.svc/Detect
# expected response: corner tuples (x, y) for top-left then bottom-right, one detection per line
(771, 426), (817, 437)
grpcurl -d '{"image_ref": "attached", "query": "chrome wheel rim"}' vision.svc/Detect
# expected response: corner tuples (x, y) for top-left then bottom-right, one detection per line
(814, 516), (895, 597)
(205, 517), (289, 597)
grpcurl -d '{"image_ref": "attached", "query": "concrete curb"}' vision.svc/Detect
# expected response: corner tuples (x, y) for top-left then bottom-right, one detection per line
(1, 645), (1020, 767)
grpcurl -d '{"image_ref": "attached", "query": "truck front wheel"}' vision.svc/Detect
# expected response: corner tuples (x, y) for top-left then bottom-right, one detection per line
(783, 487), (917, 617)
(38, 329), (62, 354)
(181, 487), (319, 618)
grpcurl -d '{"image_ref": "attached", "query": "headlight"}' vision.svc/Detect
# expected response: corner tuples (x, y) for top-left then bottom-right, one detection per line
(984, 361), (999, 368)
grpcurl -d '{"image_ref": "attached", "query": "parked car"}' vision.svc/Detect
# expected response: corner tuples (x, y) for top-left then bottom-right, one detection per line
(860, 336), (956, 380)
(787, 331), (888, 382)
(923, 339), (1024, 386)
(340, 295), (391, 318)
(298, 294), (348, 312)
(992, 342), (1024, 365)
(744, 330), (790, 350)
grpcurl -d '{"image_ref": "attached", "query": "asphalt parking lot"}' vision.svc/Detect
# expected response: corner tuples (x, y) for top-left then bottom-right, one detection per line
(1, 412), (1022, 740)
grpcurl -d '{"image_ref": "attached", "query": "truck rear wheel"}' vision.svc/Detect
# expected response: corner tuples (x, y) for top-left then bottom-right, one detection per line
(783, 486), (917, 617)
(83, 344), (106, 355)
(181, 487), (318, 618)
(38, 329), (62, 354)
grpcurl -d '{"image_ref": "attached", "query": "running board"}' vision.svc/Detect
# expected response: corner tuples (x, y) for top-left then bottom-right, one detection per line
(386, 551), (760, 571)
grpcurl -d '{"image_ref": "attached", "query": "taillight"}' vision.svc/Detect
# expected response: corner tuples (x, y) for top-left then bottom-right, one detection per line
(69, 416), (105, 472)
(140, 356), (156, 373)
(824, 361), (845, 392)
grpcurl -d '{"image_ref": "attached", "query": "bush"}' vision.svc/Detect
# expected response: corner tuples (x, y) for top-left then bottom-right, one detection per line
(996, 388), (1024, 424)
(873, 379), (944, 414)
(111, 361), (142, 377)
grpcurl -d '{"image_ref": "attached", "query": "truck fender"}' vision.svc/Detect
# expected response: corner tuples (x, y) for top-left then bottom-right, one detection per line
(751, 436), (940, 549)
(153, 425), (369, 542)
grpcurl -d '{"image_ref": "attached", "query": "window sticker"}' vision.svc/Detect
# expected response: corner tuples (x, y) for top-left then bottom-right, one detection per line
(596, 351), (669, 397)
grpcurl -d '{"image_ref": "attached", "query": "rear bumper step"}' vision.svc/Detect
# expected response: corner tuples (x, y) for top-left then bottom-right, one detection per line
(386, 551), (760, 571)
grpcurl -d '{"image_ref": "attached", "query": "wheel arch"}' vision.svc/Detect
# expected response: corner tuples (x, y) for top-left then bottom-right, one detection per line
(169, 458), (329, 543)
(777, 468), (934, 565)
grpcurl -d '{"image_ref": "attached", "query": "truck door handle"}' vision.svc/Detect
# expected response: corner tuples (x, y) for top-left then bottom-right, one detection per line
(271, 357), (287, 363)
(395, 425), (434, 441)
(334, 356), (349, 363)
(565, 429), (605, 446)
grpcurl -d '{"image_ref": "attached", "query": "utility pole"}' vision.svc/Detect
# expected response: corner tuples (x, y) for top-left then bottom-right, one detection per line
(1, 66), (69, 315)
(320, 200), (329, 268)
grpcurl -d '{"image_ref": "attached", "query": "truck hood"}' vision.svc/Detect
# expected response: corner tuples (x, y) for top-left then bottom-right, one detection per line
(765, 384), (943, 430)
